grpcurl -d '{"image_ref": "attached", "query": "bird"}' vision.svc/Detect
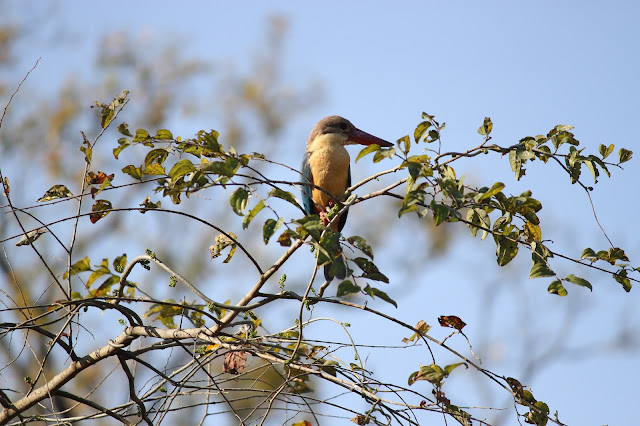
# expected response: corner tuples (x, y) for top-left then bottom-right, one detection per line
(300, 115), (393, 281)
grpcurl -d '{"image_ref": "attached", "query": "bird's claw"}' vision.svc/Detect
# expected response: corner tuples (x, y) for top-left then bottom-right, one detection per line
(319, 211), (329, 226)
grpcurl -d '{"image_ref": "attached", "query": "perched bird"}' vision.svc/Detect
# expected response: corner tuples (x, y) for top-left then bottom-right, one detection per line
(300, 116), (393, 280)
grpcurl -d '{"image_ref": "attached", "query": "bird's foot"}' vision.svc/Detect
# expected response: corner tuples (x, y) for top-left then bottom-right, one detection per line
(319, 211), (329, 226)
(320, 200), (337, 226)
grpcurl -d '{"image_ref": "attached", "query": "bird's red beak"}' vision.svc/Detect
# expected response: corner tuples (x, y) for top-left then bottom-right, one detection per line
(346, 128), (393, 147)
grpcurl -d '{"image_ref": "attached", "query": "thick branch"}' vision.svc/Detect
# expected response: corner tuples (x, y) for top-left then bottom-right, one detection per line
(0, 332), (136, 424)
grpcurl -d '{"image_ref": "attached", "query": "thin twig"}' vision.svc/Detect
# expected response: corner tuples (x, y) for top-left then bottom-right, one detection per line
(0, 58), (40, 129)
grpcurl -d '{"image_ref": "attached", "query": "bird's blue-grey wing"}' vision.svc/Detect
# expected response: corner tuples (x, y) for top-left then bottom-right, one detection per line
(300, 151), (315, 215)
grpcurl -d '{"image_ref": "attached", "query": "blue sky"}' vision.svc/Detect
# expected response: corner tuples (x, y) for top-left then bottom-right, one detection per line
(4, 1), (640, 424)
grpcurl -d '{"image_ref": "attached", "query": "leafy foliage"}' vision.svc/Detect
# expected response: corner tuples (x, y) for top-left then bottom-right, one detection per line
(1, 82), (637, 426)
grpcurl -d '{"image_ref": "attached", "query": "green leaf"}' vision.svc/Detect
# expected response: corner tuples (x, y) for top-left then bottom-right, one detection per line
(154, 129), (174, 140)
(580, 247), (597, 260)
(529, 262), (555, 279)
(296, 216), (326, 242)
(143, 163), (166, 176)
(525, 401), (550, 426)
(144, 149), (169, 169)
(414, 121), (431, 142)
(466, 208), (490, 239)
(200, 157), (241, 177)
(199, 160), (225, 174)
(321, 360), (338, 377)
(353, 257), (388, 283)
(478, 182), (505, 201)
(548, 280), (568, 296)
(609, 247), (629, 262)
(564, 274), (592, 291)
(589, 155), (610, 177)
(363, 285), (397, 308)
(495, 235), (518, 266)
(618, 148), (633, 164)
(477, 117), (493, 135)
(122, 165), (144, 181)
(139, 196), (161, 212)
(113, 138), (131, 159)
(230, 188), (250, 216)
(583, 159), (598, 182)
(445, 405), (472, 426)
(372, 147), (396, 163)
(598, 143), (614, 159)
(347, 235), (374, 259)
(399, 187), (426, 218)
(263, 218), (284, 244)
(555, 124), (574, 132)
(117, 122), (132, 136)
(444, 362), (465, 375)
(406, 155), (432, 181)
(426, 129), (439, 143)
(79, 143), (92, 164)
(509, 149), (526, 180)
(362, 272), (389, 283)
(535, 145), (552, 162)
(431, 202), (451, 226)
(100, 107), (114, 129)
(242, 200), (265, 229)
(113, 254), (127, 273)
(37, 184), (73, 202)
(86, 264), (111, 288)
(355, 144), (381, 163)
(168, 159), (196, 180)
(525, 221), (542, 242)
(408, 364), (445, 386)
(398, 135), (411, 154)
(398, 204), (419, 218)
(94, 275), (120, 296)
(336, 280), (361, 297)
(613, 270), (632, 292)
(63, 257), (92, 279)
(268, 188), (303, 211)
(133, 129), (151, 143)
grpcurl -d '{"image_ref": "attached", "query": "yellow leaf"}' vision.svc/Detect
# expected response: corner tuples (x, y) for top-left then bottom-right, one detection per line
(525, 222), (542, 242)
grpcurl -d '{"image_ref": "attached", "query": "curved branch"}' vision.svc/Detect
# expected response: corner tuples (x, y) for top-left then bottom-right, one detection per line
(0, 329), (136, 424)
(210, 238), (306, 334)
(53, 390), (135, 426)
(1, 206), (264, 276)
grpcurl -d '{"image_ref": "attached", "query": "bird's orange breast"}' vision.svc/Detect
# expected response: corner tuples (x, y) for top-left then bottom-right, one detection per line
(306, 135), (351, 214)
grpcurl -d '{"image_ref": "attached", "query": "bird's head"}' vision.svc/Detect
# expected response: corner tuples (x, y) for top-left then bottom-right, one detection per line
(306, 115), (393, 148)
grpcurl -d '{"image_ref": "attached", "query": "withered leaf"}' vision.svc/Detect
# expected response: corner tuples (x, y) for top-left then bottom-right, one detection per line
(223, 350), (247, 375)
(90, 199), (112, 224)
(16, 228), (47, 246)
(210, 232), (238, 263)
(351, 415), (369, 425)
(37, 184), (73, 202)
(438, 315), (466, 331)
(139, 196), (161, 213)
(85, 171), (114, 185)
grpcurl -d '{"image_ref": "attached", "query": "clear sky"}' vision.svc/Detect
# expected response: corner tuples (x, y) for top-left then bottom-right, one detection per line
(4, 1), (640, 425)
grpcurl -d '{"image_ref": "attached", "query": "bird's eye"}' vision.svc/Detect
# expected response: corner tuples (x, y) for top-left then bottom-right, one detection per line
(339, 122), (347, 130)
